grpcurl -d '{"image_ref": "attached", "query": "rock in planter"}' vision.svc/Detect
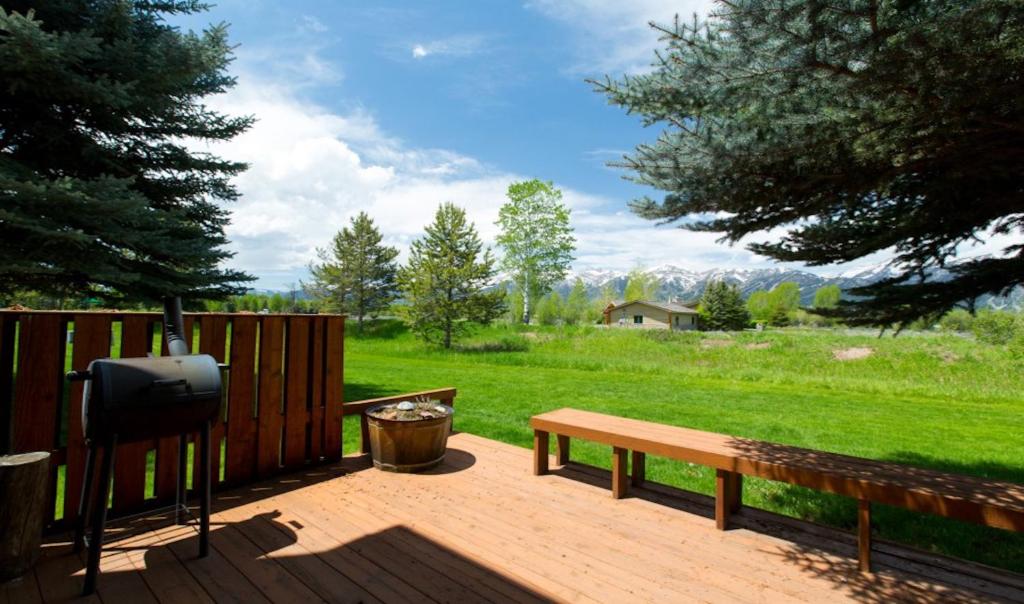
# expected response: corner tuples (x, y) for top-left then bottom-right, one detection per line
(0, 452), (50, 582)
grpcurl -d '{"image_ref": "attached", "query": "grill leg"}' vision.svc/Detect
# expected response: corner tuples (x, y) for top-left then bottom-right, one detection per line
(83, 437), (116, 596)
(199, 420), (211, 558)
(73, 444), (97, 553)
(175, 434), (188, 525)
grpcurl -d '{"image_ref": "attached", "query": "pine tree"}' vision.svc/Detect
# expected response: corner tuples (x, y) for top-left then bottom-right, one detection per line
(699, 281), (750, 331)
(399, 203), (505, 348)
(496, 180), (576, 324)
(304, 212), (399, 332)
(0, 2), (253, 302)
(594, 1), (1024, 326)
(624, 268), (659, 301)
(565, 278), (589, 325)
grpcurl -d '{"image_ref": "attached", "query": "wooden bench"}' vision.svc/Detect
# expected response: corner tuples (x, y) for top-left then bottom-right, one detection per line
(530, 408), (1024, 572)
(343, 387), (457, 454)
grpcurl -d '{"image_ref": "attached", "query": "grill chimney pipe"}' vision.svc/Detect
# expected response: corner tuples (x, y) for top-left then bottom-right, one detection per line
(162, 297), (190, 357)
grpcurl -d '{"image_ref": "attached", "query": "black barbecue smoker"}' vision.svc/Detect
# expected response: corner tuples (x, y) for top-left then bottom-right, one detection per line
(66, 297), (222, 595)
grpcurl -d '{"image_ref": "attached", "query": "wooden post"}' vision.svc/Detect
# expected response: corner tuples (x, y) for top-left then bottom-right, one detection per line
(0, 452), (50, 581)
(612, 447), (628, 499)
(533, 430), (549, 476)
(556, 435), (570, 465)
(858, 499), (872, 573)
(716, 469), (742, 530)
(631, 451), (646, 487)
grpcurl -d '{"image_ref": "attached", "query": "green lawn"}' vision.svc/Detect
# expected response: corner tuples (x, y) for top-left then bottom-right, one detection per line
(343, 320), (1024, 572)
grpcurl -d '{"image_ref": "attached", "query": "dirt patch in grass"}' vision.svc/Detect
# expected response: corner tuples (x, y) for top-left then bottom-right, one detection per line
(701, 338), (734, 349)
(832, 347), (874, 361)
(937, 349), (961, 364)
(745, 342), (772, 350)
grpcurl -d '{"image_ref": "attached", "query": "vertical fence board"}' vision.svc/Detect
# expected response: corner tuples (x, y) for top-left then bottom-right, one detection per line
(64, 314), (112, 523)
(11, 314), (64, 527)
(256, 317), (285, 477)
(154, 316), (194, 501)
(0, 315), (16, 454)
(197, 315), (228, 488)
(323, 317), (345, 461)
(113, 315), (154, 512)
(12, 315), (64, 453)
(283, 317), (310, 469)
(309, 319), (325, 462)
(225, 316), (258, 485)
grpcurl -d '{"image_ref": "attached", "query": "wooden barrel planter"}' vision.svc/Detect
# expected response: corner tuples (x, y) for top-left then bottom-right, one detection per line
(366, 402), (453, 472)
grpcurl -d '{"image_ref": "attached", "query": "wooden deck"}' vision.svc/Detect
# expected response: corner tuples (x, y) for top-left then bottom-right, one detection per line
(4, 432), (1023, 603)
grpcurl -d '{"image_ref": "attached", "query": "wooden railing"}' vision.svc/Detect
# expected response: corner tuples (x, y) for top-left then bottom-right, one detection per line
(343, 387), (456, 454)
(0, 310), (345, 530)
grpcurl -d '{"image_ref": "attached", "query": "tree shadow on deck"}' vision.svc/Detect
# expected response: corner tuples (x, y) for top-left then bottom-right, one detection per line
(27, 508), (551, 603)
(551, 460), (1024, 603)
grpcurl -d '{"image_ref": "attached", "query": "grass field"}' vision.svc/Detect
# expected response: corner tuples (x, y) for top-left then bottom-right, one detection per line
(343, 320), (1024, 572)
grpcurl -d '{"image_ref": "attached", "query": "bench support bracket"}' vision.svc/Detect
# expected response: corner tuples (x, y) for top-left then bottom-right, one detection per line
(715, 470), (743, 530)
(612, 447), (628, 499)
(533, 430), (549, 476)
(858, 499), (872, 573)
(632, 451), (645, 487)
(556, 435), (570, 466)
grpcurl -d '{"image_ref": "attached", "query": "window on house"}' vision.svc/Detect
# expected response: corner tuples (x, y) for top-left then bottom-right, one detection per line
(674, 316), (679, 325)
(633, 315), (643, 324)
(691, 316), (695, 325)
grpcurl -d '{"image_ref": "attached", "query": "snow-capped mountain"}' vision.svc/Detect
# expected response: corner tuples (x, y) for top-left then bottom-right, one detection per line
(530, 263), (1022, 309)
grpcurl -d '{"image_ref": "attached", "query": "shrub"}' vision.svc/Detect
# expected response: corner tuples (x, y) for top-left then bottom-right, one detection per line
(971, 310), (1020, 344)
(939, 308), (974, 332)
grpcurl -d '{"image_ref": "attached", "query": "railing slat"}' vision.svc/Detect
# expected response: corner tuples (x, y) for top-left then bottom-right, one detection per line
(308, 318), (325, 462)
(112, 315), (156, 513)
(12, 315), (65, 454)
(0, 315), (17, 454)
(225, 316), (258, 485)
(323, 317), (344, 461)
(64, 314), (112, 523)
(197, 315), (228, 487)
(283, 317), (310, 469)
(256, 317), (285, 477)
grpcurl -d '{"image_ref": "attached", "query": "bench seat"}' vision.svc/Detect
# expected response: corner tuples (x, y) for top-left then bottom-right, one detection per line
(530, 408), (1024, 571)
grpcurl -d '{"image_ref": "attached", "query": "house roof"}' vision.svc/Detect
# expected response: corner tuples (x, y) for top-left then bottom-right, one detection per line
(607, 299), (699, 314)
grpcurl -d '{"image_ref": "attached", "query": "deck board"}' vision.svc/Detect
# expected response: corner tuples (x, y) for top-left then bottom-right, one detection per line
(3, 432), (1022, 603)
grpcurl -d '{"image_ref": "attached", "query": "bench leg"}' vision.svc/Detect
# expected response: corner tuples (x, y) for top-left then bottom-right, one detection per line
(556, 435), (570, 465)
(715, 470), (743, 530)
(612, 447), (628, 499)
(858, 499), (872, 573)
(631, 451), (645, 487)
(533, 430), (550, 476)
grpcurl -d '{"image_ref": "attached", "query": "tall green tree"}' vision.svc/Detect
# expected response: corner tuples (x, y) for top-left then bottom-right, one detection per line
(496, 179), (576, 324)
(595, 0), (1024, 326)
(535, 291), (564, 326)
(399, 203), (505, 348)
(699, 281), (750, 331)
(746, 290), (773, 323)
(624, 268), (659, 301)
(0, 2), (253, 302)
(564, 278), (589, 325)
(813, 285), (842, 310)
(304, 212), (399, 332)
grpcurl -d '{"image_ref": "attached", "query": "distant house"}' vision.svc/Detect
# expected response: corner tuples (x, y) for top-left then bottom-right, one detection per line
(603, 300), (700, 331)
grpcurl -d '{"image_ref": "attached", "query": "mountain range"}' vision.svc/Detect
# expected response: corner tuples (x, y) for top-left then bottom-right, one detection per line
(537, 263), (1022, 309)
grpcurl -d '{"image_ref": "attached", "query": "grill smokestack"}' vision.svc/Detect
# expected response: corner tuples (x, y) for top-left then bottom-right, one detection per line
(162, 296), (189, 356)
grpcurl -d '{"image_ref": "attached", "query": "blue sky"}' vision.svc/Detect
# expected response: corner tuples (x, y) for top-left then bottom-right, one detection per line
(175, 1), (1015, 289)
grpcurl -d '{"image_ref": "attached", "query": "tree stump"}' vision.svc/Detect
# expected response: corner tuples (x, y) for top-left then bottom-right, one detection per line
(0, 452), (50, 582)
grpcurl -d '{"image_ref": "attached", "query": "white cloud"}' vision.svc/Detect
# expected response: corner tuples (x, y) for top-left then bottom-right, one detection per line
(527, 0), (716, 74)
(409, 34), (489, 60)
(299, 15), (328, 34)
